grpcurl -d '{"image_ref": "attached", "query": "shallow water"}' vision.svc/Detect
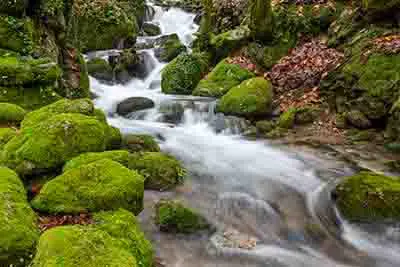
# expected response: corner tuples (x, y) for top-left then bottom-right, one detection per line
(90, 3), (400, 266)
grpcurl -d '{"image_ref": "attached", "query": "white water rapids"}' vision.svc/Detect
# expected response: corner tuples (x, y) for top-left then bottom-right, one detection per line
(89, 3), (400, 267)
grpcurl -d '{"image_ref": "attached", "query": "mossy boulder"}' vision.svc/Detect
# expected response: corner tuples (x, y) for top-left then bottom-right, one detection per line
(155, 199), (209, 233)
(154, 34), (186, 62)
(161, 53), (209, 95)
(31, 209), (153, 267)
(0, 56), (61, 87)
(87, 58), (114, 82)
(0, 167), (39, 266)
(217, 77), (273, 117)
(68, 0), (144, 52)
(0, 103), (26, 124)
(63, 150), (131, 172)
(0, 1), (27, 16)
(0, 85), (61, 110)
(192, 59), (255, 97)
(142, 22), (161, 36)
(129, 152), (185, 191)
(0, 128), (16, 150)
(122, 134), (160, 153)
(333, 172), (400, 221)
(278, 108), (297, 129)
(32, 159), (145, 214)
(0, 16), (34, 55)
(1, 113), (114, 176)
(210, 26), (251, 59)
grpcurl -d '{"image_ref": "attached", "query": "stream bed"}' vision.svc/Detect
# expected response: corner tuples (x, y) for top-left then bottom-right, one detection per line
(89, 3), (400, 267)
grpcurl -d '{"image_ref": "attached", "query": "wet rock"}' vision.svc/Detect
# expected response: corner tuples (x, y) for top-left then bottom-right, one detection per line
(86, 58), (114, 83)
(142, 22), (161, 36)
(154, 34), (187, 62)
(117, 97), (155, 116)
(210, 113), (251, 134)
(154, 199), (209, 233)
(122, 134), (160, 152)
(113, 50), (156, 83)
(345, 110), (372, 129)
(158, 101), (185, 123)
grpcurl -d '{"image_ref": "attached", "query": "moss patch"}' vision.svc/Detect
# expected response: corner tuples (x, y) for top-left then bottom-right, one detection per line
(192, 59), (255, 97)
(334, 172), (400, 221)
(32, 159), (145, 214)
(0, 102), (26, 124)
(154, 34), (186, 62)
(155, 199), (209, 233)
(217, 77), (273, 117)
(0, 128), (16, 150)
(0, 16), (34, 55)
(122, 134), (160, 153)
(128, 152), (185, 191)
(0, 167), (39, 266)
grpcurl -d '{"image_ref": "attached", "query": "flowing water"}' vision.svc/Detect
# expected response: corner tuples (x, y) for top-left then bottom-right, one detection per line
(90, 3), (400, 267)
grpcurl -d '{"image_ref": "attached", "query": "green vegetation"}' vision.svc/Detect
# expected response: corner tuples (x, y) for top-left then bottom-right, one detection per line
(0, 16), (34, 55)
(155, 34), (187, 62)
(217, 77), (273, 117)
(278, 108), (297, 129)
(87, 58), (113, 82)
(0, 167), (39, 266)
(334, 172), (400, 221)
(0, 102), (26, 123)
(0, 128), (16, 150)
(129, 152), (185, 191)
(122, 134), (160, 153)
(192, 59), (255, 97)
(32, 159), (145, 214)
(155, 199), (209, 233)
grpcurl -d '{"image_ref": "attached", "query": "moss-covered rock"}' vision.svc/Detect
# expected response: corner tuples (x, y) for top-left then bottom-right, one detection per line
(255, 120), (275, 134)
(210, 26), (251, 59)
(333, 172), (400, 221)
(122, 134), (160, 153)
(32, 159), (145, 214)
(0, 102), (26, 124)
(154, 34), (186, 62)
(0, 16), (34, 55)
(106, 126), (123, 150)
(161, 53), (209, 95)
(345, 110), (372, 129)
(217, 77), (273, 117)
(2, 113), (112, 176)
(295, 106), (319, 125)
(155, 199), (209, 233)
(0, 128), (16, 150)
(278, 108), (297, 129)
(192, 59), (255, 97)
(63, 150), (131, 172)
(129, 152), (185, 191)
(0, 1), (27, 16)
(0, 167), (39, 266)
(0, 56), (61, 87)
(87, 57), (114, 82)
(0, 85), (61, 110)
(68, 0), (144, 52)
(32, 209), (153, 267)
(142, 22), (161, 36)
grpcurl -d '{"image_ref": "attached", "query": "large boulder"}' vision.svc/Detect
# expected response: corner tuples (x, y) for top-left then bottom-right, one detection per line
(1, 113), (116, 176)
(161, 53), (209, 95)
(117, 97), (155, 116)
(217, 77), (273, 118)
(113, 50), (155, 83)
(129, 152), (185, 191)
(155, 199), (209, 233)
(31, 209), (153, 267)
(67, 0), (145, 52)
(0, 167), (39, 266)
(210, 26), (251, 59)
(0, 103), (26, 124)
(333, 172), (400, 221)
(32, 159), (145, 214)
(192, 59), (255, 97)
(154, 34), (186, 62)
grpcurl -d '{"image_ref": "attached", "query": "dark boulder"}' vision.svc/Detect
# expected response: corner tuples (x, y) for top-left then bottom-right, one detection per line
(117, 97), (155, 116)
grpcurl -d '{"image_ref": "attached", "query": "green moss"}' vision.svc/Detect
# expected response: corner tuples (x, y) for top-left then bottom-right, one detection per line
(2, 113), (111, 176)
(63, 150), (131, 172)
(0, 128), (16, 150)
(77, 53), (91, 98)
(255, 120), (275, 134)
(210, 26), (251, 59)
(0, 167), (39, 266)
(87, 58), (113, 82)
(93, 209), (154, 267)
(192, 59), (255, 97)
(128, 152), (185, 191)
(217, 77), (273, 117)
(142, 22), (161, 36)
(278, 108), (297, 129)
(0, 16), (34, 55)
(0, 1), (27, 16)
(155, 34), (187, 62)
(155, 199), (209, 233)
(0, 56), (61, 87)
(32, 159), (145, 214)
(94, 108), (107, 123)
(249, 0), (273, 41)
(161, 53), (209, 95)
(0, 102), (26, 123)
(295, 106), (319, 124)
(0, 85), (61, 110)
(39, 0), (64, 16)
(67, 0), (143, 52)
(122, 134), (160, 153)
(106, 126), (122, 150)
(334, 172), (400, 221)
(21, 98), (95, 130)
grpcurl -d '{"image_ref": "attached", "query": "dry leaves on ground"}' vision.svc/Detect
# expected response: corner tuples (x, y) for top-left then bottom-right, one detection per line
(39, 214), (93, 231)
(374, 35), (400, 54)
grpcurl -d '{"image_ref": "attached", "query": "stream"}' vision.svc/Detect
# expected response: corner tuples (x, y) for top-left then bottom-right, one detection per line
(89, 3), (400, 267)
